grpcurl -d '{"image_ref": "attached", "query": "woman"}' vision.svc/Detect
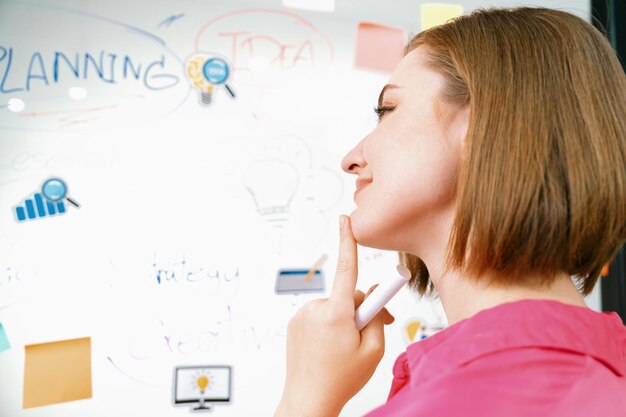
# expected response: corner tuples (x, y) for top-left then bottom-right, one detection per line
(274, 7), (626, 417)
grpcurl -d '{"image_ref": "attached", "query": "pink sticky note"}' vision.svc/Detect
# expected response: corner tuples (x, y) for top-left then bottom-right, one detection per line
(354, 22), (406, 73)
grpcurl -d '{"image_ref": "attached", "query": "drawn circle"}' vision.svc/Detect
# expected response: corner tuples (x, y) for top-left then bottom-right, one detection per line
(42, 178), (67, 201)
(203, 58), (230, 84)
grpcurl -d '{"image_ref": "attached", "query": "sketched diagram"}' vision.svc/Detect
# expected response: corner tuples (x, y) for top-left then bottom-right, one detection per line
(242, 134), (344, 249)
(184, 52), (236, 106)
(243, 158), (299, 227)
(13, 177), (79, 222)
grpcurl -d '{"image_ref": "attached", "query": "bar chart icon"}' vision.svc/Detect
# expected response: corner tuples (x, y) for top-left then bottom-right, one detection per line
(14, 193), (67, 222)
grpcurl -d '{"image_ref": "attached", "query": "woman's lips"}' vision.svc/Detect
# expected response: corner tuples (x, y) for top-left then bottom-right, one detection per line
(354, 179), (372, 198)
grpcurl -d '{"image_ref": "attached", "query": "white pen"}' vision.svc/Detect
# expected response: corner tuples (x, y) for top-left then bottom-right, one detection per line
(354, 264), (411, 331)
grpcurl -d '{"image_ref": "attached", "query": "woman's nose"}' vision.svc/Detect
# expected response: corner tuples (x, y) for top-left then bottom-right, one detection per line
(341, 140), (366, 175)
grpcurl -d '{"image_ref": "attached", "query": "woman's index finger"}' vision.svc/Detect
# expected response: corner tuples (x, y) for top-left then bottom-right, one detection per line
(330, 215), (359, 302)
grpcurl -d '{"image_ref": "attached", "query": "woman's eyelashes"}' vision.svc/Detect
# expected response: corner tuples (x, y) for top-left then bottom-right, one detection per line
(374, 105), (396, 122)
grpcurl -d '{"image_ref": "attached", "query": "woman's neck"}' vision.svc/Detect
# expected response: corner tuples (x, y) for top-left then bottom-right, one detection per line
(407, 209), (587, 325)
(433, 269), (587, 325)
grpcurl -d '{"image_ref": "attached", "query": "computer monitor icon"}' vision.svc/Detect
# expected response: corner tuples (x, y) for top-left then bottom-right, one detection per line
(172, 365), (232, 412)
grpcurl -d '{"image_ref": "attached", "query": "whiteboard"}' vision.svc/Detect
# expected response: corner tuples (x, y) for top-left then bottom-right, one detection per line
(0, 0), (592, 416)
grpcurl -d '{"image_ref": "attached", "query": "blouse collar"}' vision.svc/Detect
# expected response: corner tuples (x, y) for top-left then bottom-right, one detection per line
(404, 299), (626, 387)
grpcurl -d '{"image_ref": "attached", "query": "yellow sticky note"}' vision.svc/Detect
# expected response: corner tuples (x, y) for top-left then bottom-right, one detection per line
(420, 3), (464, 31)
(354, 22), (406, 73)
(23, 337), (92, 409)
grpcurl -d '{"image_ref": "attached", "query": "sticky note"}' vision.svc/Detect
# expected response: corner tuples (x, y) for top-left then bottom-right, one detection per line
(23, 337), (92, 409)
(282, 0), (335, 12)
(0, 322), (10, 352)
(354, 22), (406, 73)
(420, 3), (464, 31)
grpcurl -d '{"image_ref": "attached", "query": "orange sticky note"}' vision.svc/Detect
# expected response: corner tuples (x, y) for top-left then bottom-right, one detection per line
(23, 337), (92, 409)
(354, 22), (405, 73)
(420, 3), (464, 31)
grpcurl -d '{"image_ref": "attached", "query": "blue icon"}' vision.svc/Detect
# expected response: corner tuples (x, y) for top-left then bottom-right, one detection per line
(202, 57), (235, 98)
(203, 58), (229, 84)
(41, 178), (79, 208)
(13, 177), (80, 223)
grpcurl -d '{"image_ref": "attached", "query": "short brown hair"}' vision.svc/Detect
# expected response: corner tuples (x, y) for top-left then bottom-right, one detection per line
(401, 7), (626, 296)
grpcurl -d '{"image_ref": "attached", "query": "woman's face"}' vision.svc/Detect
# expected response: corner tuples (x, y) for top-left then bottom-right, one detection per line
(341, 46), (468, 254)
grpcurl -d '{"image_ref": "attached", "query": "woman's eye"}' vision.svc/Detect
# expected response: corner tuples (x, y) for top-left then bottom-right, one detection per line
(373, 105), (395, 122)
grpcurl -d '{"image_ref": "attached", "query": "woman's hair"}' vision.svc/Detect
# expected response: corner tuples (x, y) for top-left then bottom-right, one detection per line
(400, 7), (626, 296)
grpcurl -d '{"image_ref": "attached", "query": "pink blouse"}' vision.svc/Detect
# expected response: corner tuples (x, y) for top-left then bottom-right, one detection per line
(365, 299), (626, 417)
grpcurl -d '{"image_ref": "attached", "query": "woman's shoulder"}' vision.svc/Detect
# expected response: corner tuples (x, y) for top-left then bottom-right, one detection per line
(367, 299), (626, 417)
(407, 299), (626, 376)
(369, 346), (626, 417)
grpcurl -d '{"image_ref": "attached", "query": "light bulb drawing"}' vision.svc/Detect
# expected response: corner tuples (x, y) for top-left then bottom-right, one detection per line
(184, 52), (235, 106)
(173, 365), (232, 412)
(243, 159), (299, 228)
(240, 134), (349, 253)
(185, 53), (213, 105)
(191, 370), (214, 411)
(195, 374), (211, 393)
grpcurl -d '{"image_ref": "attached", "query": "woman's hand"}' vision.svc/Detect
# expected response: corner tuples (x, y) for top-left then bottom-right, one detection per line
(274, 215), (395, 417)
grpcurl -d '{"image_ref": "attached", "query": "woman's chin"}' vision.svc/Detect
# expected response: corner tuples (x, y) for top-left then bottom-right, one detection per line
(349, 212), (388, 250)
(349, 211), (410, 252)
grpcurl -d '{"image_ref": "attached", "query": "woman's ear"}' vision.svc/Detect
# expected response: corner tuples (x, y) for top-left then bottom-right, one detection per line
(436, 99), (470, 150)
(449, 104), (470, 147)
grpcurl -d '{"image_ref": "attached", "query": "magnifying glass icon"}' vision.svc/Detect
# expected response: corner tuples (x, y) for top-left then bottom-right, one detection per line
(202, 57), (236, 98)
(42, 178), (80, 208)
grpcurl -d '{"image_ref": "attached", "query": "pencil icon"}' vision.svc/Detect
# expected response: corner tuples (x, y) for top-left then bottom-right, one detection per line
(303, 254), (328, 282)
